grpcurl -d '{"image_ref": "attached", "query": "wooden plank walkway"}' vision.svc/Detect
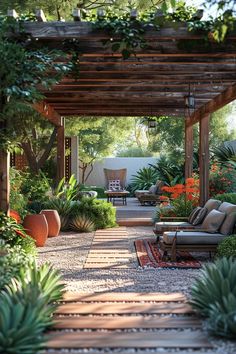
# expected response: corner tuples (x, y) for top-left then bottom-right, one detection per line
(45, 292), (214, 352)
(84, 227), (133, 269)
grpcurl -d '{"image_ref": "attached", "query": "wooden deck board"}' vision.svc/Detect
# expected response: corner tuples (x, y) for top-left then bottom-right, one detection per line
(62, 292), (187, 302)
(46, 331), (212, 348)
(55, 302), (193, 314)
(53, 315), (201, 329)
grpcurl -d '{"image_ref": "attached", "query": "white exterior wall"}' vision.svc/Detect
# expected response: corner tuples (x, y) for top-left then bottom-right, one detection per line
(81, 157), (157, 187)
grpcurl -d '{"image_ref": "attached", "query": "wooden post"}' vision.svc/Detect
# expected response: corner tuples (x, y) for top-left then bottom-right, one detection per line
(184, 117), (193, 179)
(56, 117), (65, 183)
(199, 114), (210, 206)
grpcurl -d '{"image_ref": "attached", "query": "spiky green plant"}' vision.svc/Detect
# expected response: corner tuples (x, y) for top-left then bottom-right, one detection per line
(45, 198), (78, 230)
(212, 145), (236, 166)
(207, 296), (236, 338)
(190, 257), (236, 317)
(70, 214), (95, 233)
(0, 262), (65, 353)
(54, 174), (79, 201)
(130, 167), (158, 192)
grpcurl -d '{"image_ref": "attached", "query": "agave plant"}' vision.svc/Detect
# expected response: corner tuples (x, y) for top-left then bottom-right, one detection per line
(190, 257), (236, 317)
(130, 167), (158, 192)
(70, 213), (95, 233)
(149, 155), (185, 186)
(207, 295), (236, 338)
(0, 262), (64, 353)
(45, 198), (78, 230)
(212, 145), (236, 167)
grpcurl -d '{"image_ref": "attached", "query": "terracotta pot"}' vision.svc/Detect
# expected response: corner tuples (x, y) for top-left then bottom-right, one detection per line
(23, 214), (48, 247)
(40, 210), (61, 237)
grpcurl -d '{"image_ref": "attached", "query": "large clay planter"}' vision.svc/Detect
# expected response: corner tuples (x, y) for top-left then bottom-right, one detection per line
(40, 210), (61, 237)
(23, 214), (48, 247)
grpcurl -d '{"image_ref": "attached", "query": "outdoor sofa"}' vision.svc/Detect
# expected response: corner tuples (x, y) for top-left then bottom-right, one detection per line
(135, 180), (164, 206)
(157, 201), (236, 261)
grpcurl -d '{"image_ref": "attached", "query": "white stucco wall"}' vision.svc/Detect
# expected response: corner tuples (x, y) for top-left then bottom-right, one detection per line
(82, 157), (157, 187)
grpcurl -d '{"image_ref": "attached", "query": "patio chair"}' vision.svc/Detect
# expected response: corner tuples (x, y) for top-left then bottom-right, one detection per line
(153, 198), (222, 235)
(135, 180), (164, 206)
(158, 202), (236, 261)
(104, 168), (127, 190)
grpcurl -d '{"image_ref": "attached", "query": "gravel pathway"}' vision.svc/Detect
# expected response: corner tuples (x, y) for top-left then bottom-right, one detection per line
(38, 226), (236, 354)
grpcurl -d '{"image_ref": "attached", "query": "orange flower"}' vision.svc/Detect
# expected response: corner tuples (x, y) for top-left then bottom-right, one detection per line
(10, 210), (21, 223)
(186, 177), (195, 185)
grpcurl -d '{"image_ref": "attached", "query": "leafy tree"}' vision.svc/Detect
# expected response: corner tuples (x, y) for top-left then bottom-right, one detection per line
(66, 116), (134, 183)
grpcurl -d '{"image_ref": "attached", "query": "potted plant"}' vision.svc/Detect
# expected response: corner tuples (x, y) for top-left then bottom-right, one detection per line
(23, 214), (48, 247)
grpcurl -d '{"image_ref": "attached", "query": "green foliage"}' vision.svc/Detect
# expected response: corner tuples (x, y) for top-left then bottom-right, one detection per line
(150, 155), (185, 186)
(217, 236), (236, 258)
(0, 213), (36, 255)
(117, 146), (154, 157)
(130, 166), (158, 192)
(45, 198), (78, 231)
(155, 194), (194, 220)
(191, 257), (236, 338)
(214, 193), (236, 204)
(191, 257), (236, 317)
(212, 144), (236, 167)
(0, 262), (64, 353)
(70, 213), (95, 233)
(10, 168), (28, 218)
(21, 171), (51, 203)
(0, 240), (34, 291)
(54, 175), (79, 201)
(74, 198), (117, 229)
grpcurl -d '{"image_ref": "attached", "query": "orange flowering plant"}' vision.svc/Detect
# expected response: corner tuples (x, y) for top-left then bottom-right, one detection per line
(209, 163), (236, 197)
(156, 177), (200, 220)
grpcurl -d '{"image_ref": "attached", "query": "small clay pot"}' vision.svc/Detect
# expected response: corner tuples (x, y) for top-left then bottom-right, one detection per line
(40, 210), (61, 237)
(23, 214), (48, 247)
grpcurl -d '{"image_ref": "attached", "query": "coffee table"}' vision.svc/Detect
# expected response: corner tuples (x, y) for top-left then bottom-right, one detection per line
(105, 190), (130, 205)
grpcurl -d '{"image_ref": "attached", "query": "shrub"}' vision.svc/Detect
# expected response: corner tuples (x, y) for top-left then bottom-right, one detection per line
(209, 163), (236, 196)
(70, 213), (95, 233)
(214, 193), (236, 204)
(0, 241), (34, 291)
(217, 236), (236, 258)
(54, 175), (79, 201)
(0, 213), (36, 255)
(130, 167), (158, 192)
(149, 155), (185, 186)
(45, 198), (78, 230)
(0, 263), (64, 353)
(74, 198), (116, 229)
(21, 171), (51, 204)
(190, 257), (236, 317)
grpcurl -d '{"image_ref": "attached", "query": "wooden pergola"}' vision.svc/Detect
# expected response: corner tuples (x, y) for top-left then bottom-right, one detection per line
(0, 14), (236, 212)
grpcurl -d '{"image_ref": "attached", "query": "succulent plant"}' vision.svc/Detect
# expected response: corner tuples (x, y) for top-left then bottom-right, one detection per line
(45, 198), (78, 231)
(70, 213), (95, 233)
(190, 257), (236, 317)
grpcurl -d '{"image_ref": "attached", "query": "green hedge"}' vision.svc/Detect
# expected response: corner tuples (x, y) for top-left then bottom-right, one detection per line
(217, 236), (236, 258)
(214, 193), (236, 204)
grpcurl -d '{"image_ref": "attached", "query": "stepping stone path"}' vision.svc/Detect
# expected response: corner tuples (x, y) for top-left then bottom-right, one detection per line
(84, 227), (133, 269)
(45, 292), (214, 353)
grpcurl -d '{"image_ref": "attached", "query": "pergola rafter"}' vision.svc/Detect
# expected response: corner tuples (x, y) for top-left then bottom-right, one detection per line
(0, 12), (236, 212)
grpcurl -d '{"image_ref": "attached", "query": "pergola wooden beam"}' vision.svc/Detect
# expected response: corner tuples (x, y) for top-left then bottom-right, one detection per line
(187, 83), (236, 127)
(199, 115), (210, 206)
(33, 102), (62, 127)
(184, 117), (194, 179)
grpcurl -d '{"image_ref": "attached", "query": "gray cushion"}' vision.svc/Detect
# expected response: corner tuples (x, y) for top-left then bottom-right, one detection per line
(201, 209), (226, 233)
(135, 190), (149, 197)
(148, 185), (158, 194)
(192, 207), (208, 226)
(155, 221), (192, 232)
(162, 231), (226, 245)
(204, 199), (221, 214)
(218, 202), (236, 235)
(188, 206), (202, 224)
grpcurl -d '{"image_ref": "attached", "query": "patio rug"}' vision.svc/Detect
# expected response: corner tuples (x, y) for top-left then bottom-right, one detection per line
(135, 239), (201, 269)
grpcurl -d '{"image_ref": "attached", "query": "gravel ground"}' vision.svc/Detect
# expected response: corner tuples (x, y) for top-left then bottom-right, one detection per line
(38, 226), (236, 354)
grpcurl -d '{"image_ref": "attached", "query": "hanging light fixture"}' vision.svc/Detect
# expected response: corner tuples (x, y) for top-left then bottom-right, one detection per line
(185, 84), (195, 109)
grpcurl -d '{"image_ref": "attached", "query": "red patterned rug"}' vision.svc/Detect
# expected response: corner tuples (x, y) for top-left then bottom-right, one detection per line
(135, 239), (201, 269)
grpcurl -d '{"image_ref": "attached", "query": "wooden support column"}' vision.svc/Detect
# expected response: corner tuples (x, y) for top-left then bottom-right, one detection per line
(0, 150), (10, 214)
(56, 117), (65, 183)
(184, 117), (193, 179)
(199, 114), (210, 206)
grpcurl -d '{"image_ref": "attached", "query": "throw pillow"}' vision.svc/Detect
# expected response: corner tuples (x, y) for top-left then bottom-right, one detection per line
(201, 209), (226, 233)
(148, 185), (158, 194)
(191, 207), (208, 226)
(188, 206), (202, 224)
(108, 179), (121, 191)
